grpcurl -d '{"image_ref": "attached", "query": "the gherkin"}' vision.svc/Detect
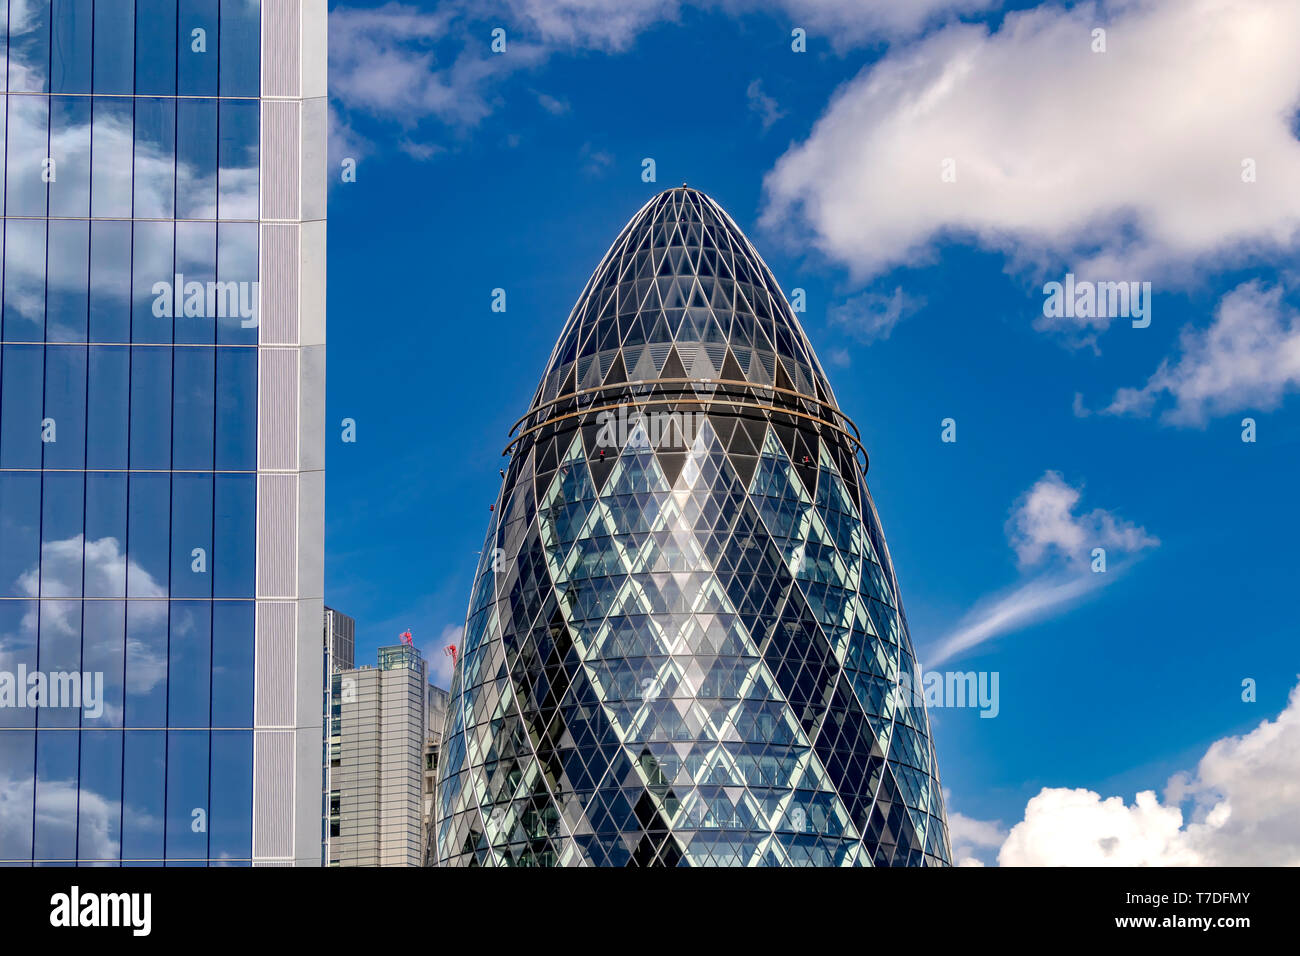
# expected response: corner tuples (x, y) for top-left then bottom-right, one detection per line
(433, 187), (951, 867)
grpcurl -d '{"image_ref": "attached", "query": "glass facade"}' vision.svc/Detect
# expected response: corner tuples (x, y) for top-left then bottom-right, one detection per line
(0, 1), (324, 866)
(434, 187), (952, 866)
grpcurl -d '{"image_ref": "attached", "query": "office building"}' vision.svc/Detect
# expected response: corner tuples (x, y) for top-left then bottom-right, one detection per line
(432, 187), (951, 866)
(0, 1), (327, 865)
(326, 644), (426, 867)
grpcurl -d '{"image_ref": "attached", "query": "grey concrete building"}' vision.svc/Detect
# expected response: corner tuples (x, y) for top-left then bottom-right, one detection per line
(327, 643), (428, 866)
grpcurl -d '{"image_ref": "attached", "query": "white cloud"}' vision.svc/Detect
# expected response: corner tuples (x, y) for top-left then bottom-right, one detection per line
(762, 0), (1300, 294)
(829, 286), (926, 343)
(947, 806), (1008, 866)
(746, 79), (785, 131)
(502, 0), (680, 51)
(928, 472), (1155, 665)
(329, 2), (549, 154)
(1100, 281), (1300, 425)
(328, 0), (1001, 159)
(1007, 470), (1158, 569)
(998, 679), (1300, 866)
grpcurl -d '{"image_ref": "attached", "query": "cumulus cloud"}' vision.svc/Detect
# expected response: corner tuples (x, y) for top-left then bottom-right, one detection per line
(929, 472), (1155, 665)
(1099, 281), (1300, 425)
(947, 806), (1008, 867)
(1007, 471), (1158, 569)
(997, 679), (1300, 865)
(762, 0), (1300, 292)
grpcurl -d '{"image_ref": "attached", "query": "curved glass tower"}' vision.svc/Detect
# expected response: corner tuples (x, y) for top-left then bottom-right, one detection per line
(434, 187), (951, 867)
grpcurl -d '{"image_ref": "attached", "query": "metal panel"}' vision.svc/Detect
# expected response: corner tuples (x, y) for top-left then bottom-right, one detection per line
(259, 347), (300, 470)
(255, 601), (297, 727)
(262, 0), (302, 98)
(252, 730), (295, 859)
(260, 224), (300, 345)
(261, 100), (301, 220)
(256, 474), (298, 597)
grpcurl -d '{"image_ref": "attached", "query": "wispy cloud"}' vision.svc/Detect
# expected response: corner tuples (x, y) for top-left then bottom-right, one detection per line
(746, 79), (785, 131)
(329, 0), (1003, 161)
(928, 471), (1156, 666)
(829, 286), (926, 344)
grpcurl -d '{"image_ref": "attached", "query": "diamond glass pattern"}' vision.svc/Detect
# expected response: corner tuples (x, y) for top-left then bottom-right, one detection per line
(433, 188), (951, 866)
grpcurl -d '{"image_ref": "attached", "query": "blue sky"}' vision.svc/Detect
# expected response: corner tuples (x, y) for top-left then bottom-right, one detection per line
(322, 0), (1300, 864)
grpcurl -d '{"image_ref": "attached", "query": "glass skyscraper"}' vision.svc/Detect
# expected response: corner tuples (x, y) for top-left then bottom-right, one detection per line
(433, 187), (952, 866)
(0, 0), (326, 865)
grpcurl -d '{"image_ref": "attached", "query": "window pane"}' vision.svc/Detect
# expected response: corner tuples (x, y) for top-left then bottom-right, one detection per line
(121, 730), (166, 860)
(91, 96), (134, 218)
(213, 474), (254, 597)
(136, 0), (178, 95)
(215, 346), (255, 469)
(217, 222), (258, 344)
(89, 221), (132, 342)
(94, 0), (136, 94)
(174, 346), (216, 468)
(0, 344), (44, 467)
(178, 0), (219, 96)
(3, 219), (47, 340)
(79, 730), (124, 860)
(0, 602), (37, 728)
(134, 97), (177, 219)
(0, 473), (40, 597)
(220, 0), (260, 97)
(8, 0), (50, 92)
(124, 600), (169, 727)
(129, 346), (173, 468)
(210, 730), (252, 860)
(211, 601), (253, 727)
(87, 345), (130, 468)
(168, 602), (212, 725)
(85, 471), (128, 598)
(127, 472), (170, 598)
(50, 0), (93, 93)
(218, 99), (258, 219)
(166, 730), (210, 858)
(132, 221), (176, 343)
(175, 221), (216, 344)
(47, 222), (90, 346)
(177, 97), (217, 218)
(35, 600), (83, 729)
(6, 95), (50, 215)
(0, 732), (35, 858)
(171, 473), (213, 598)
(40, 472), (84, 597)
(42, 344), (87, 467)
(49, 95), (91, 217)
(82, 598), (127, 728)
